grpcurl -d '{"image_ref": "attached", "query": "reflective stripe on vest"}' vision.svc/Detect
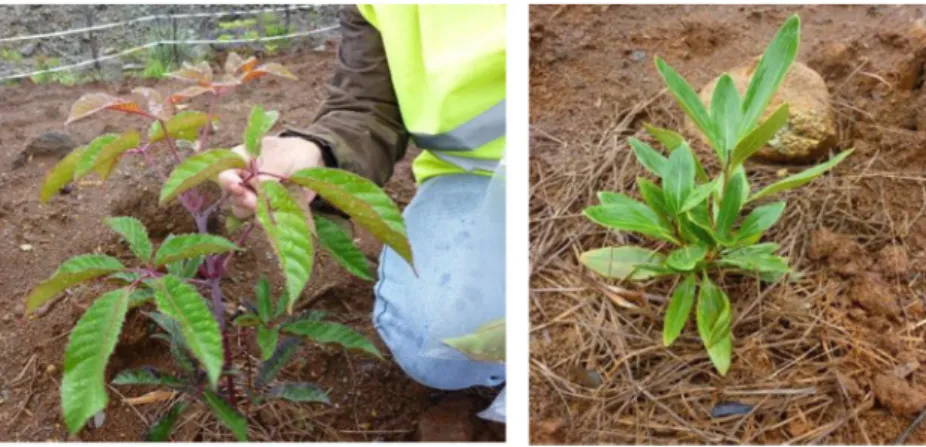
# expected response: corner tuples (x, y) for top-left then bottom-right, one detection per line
(410, 100), (506, 152)
(432, 152), (500, 172)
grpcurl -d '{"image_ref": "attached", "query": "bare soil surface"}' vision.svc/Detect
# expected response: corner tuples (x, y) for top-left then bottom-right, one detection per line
(530, 5), (926, 444)
(0, 48), (501, 442)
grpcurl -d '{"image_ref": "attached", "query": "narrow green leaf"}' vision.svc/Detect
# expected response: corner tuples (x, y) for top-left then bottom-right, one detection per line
(266, 382), (330, 404)
(112, 367), (186, 389)
(679, 178), (719, 214)
(145, 400), (189, 442)
(716, 171), (747, 238)
(729, 103), (789, 170)
(244, 106), (280, 156)
(584, 203), (679, 244)
(154, 234), (238, 267)
(149, 111), (210, 143)
(282, 320), (382, 359)
(257, 326), (279, 361)
(717, 253), (790, 277)
(40, 146), (87, 203)
(159, 149), (247, 205)
(706, 336), (733, 377)
(663, 274), (696, 346)
(105, 217), (153, 261)
(637, 178), (671, 220)
(655, 57), (717, 147)
(75, 134), (118, 179)
(663, 144), (696, 215)
(696, 275), (733, 375)
(740, 15), (801, 134)
(255, 181), (314, 314)
(315, 215), (374, 281)
(722, 242), (780, 258)
(255, 276), (272, 324)
(629, 138), (668, 177)
(202, 389), (248, 441)
(94, 131), (141, 180)
(734, 201), (786, 244)
(257, 337), (301, 388)
(233, 313), (262, 328)
(644, 124), (709, 181)
(710, 74), (743, 157)
(580, 246), (667, 280)
(152, 275), (224, 388)
(26, 254), (125, 312)
(678, 213), (717, 247)
(288, 168), (412, 266)
(61, 288), (131, 434)
(443, 319), (505, 363)
(666, 245), (708, 272)
(749, 149), (854, 203)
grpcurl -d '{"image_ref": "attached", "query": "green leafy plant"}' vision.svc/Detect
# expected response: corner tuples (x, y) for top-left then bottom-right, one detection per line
(580, 15), (852, 375)
(27, 52), (414, 440)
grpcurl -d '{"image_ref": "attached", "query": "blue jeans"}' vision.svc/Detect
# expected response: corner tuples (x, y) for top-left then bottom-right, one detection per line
(373, 173), (506, 393)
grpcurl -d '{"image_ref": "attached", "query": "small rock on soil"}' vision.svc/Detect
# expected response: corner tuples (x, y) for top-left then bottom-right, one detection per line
(872, 373), (926, 416)
(877, 244), (910, 277)
(808, 228), (871, 276)
(12, 131), (77, 169)
(850, 273), (901, 318)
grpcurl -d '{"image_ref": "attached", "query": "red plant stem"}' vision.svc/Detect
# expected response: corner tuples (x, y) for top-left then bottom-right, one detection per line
(158, 119), (185, 164)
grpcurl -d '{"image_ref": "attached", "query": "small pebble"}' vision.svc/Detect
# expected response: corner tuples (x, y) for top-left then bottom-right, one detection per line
(776, 168), (789, 177)
(19, 244), (33, 252)
(46, 364), (57, 375)
(711, 402), (754, 418)
(630, 49), (647, 62)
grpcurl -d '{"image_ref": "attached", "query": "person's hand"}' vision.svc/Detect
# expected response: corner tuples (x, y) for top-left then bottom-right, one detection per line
(218, 136), (324, 219)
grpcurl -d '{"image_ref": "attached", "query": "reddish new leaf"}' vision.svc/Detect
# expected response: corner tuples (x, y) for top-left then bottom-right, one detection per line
(239, 63), (298, 83)
(132, 87), (171, 120)
(167, 86), (213, 105)
(168, 61), (214, 86)
(66, 93), (148, 125)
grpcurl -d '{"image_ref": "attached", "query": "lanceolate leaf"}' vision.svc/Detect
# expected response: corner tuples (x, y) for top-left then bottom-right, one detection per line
(61, 288), (131, 434)
(663, 144), (696, 215)
(145, 400), (189, 442)
(153, 234), (238, 267)
(159, 149), (247, 205)
(443, 319), (505, 363)
(663, 274), (696, 346)
(40, 146), (87, 203)
(282, 320), (383, 359)
(729, 103), (790, 170)
(266, 383), (330, 404)
(105, 216), (153, 261)
(66, 92), (149, 124)
(637, 178), (671, 220)
(244, 106), (280, 156)
(257, 337), (301, 387)
(93, 131), (142, 180)
(679, 178), (719, 214)
(150, 111), (210, 143)
(315, 215), (374, 281)
(584, 203), (679, 244)
(749, 149), (853, 203)
(26, 254), (125, 312)
(580, 246), (667, 280)
(734, 201), (786, 244)
(75, 134), (118, 179)
(740, 15), (801, 135)
(255, 181), (314, 314)
(112, 367), (186, 389)
(255, 276), (273, 323)
(152, 275), (224, 388)
(666, 245), (708, 272)
(629, 138), (668, 177)
(289, 168), (413, 266)
(696, 275), (733, 375)
(644, 124), (709, 182)
(717, 253), (790, 277)
(655, 57), (716, 146)
(202, 389), (248, 441)
(257, 326), (279, 361)
(710, 74), (743, 157)
(715, 171), (747, 238)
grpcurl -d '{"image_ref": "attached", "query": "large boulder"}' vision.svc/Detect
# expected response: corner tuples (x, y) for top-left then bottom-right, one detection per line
(688, 60), (837, 163)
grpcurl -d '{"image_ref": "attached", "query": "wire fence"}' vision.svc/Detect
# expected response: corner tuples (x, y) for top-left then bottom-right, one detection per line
(0, 5), (340, 83)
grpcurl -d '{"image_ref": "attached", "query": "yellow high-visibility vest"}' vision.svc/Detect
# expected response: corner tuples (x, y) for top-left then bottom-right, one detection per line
(357, 4), (506, 183)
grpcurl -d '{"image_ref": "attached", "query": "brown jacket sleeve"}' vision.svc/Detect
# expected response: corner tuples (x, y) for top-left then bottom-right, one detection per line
(281, 5), (408, 187)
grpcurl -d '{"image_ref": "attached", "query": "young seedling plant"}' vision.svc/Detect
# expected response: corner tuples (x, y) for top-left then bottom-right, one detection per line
(580, 15), (852, 375)
(26, 53), (414, 441)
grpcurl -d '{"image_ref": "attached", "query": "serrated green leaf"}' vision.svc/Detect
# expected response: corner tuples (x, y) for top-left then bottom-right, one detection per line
(443, 319), (505, 363)
(145, 400), (189, 442)
(257, 325), (279, 361)
(244, 106), (280, 157)
(255, 181), (314, 314)
(663, 274), (696, 346)
(149, 111), (209, 143)
(663, 144), (696, 215)
(710, 74), (743, 157)
(716, 171), (747, 239)
(282, 320), (382, 359)
(105, 216), (153, 261)
(26, 254), (125, 312)
(696, 275), (733, 375)
(154, 234), (238, 267)
(584, 202), (679, 244)
(257, 337), (301, 388)
(580, 246), (667, 280)
(740, 15), (801, 135)
(75, 134), (118, 179)
(40, 146), (87, 203)
(266, 382), (330, 404)
(288, 168), (412, 266)
(112, 367), (186, 388)
(61, 288), (131, 434)
(644, 124), (709, 182)
(93, 131), (141, 180)
(255, 276), (272, 324)
(166, 256), (204, 279)
(666, 245), (708, 271)
(637, 178), (671, 220)
(734, 201), (786, 244)
(159, 149), (247, 205)
(729, 103), (789, 170)
(315, 215), (374, 281)
(655, 57), (717, 147)
(629, 138), (667, 177)
(202, 389), (248, 441)
(147, 312), (198, 374)
(128, 288), (154, 308)
(152, 275), (223, 388)
(749, 149), (853, 203)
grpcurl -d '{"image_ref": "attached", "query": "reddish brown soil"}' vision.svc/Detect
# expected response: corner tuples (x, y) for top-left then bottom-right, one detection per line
(0, 48), (500, 442)
(531, 5), (926, 445)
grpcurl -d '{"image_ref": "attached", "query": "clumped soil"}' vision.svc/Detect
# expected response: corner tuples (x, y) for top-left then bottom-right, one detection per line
(0, 47), (500, 442)
(531, 5), (926, 445)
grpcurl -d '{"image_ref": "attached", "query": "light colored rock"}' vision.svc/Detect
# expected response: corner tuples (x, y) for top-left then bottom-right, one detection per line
(689, 60), (838, 162)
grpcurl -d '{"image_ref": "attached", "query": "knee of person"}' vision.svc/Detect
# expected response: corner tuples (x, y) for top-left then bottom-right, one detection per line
(389, 345), (505, 390)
